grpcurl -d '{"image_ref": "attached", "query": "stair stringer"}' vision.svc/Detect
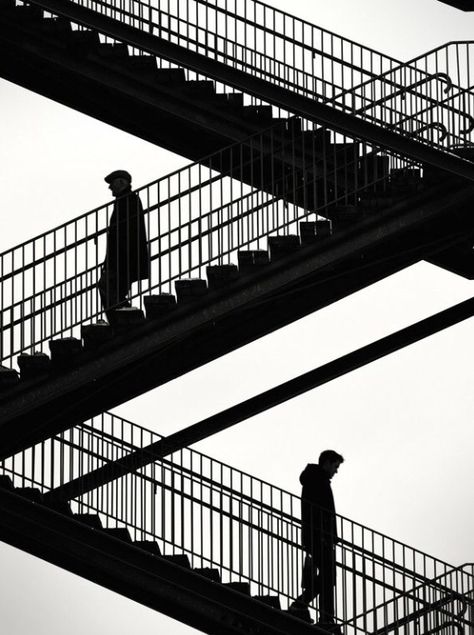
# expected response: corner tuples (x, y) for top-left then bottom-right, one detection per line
(0, 486), (323, 635)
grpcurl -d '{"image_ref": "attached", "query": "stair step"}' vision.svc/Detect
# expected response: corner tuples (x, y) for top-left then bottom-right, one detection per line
(268, 235), (300, 259)
(16, 487), (44, 503)
(237, 250), (270, 274)
(154, 67), (187, 85)
(390, 167), (422, 182)
(144, 293), (177, 319)
(299, 220), (332, 244)
(144, 293), (176, 320)
(69, 30), (101, 55)
(175, 278), (208, 303)
(194, 567), (221, 582)
(102, 527), (132, 542)
(224, 581), (251, 595)
(389, 168), (424, 196)
(45, 498), (73, 516)
(49, 337), (83, 369)
(38, 16), (72, 36)
(331, 205), (362, 231)
(110, 307), (146, 328)
(183, 80), (215, 96)
(243, 105), (273, 121)
(332, 142), (359, 158)
(286, 117), (303, 134)
(0, 365), (19, 390)
(17, 352), (51, 380)
(123, 54), (157, 74)
(81, 321), (115, 351)
(0, 475), (14, 490)
(74, 513), (103, 529)
(15, 3), (44, 20)
(134, 540), (162, 556)
(254, 595), (281, 609)
(161, 554), (191, 568)
(226, 93), (244, 109)
(303, 127), (331, 149)
(206, 264), (240, 290)
(285, 607), (314, 623)
(359, 154), (390, 190)
(97, 42), (129, 59)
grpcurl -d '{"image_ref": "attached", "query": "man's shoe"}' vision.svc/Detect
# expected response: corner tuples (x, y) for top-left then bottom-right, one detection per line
(288, 600), (314, 623)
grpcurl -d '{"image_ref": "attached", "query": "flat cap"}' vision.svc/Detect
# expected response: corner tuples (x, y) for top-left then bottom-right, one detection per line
(104, 169), (132, 184)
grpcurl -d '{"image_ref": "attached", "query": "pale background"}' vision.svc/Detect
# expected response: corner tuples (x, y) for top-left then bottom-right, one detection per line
(1, 0), (473, 632)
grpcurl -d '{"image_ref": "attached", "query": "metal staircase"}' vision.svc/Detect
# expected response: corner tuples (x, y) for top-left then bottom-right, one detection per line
(1, 1), (473, 633)
(2, 0), (474, 175)
(0, 412), (473, 634)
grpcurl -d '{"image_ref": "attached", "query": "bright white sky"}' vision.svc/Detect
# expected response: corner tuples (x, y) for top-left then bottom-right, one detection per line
(1, 1), (473, 633)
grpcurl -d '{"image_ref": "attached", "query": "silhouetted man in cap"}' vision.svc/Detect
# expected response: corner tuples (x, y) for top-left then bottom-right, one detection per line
(98, 170), (149, 322)
(289, 450), (344, 633)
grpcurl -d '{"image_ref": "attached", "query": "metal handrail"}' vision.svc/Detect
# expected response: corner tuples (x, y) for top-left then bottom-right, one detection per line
(351, 564), (474, 630)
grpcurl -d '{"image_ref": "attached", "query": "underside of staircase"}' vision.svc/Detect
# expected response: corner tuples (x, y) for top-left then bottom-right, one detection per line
(0, 482), (323, 635)
(438, 0), (474, 10)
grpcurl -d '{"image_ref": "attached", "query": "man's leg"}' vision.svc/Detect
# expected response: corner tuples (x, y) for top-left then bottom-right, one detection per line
(317, 545), (337, 625)
(288, 552), (319, 620)
(98, 268), (131, 321)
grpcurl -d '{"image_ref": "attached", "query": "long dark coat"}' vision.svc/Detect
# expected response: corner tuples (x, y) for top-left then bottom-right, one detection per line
(103, 188), (149, 285)
(300, 463), (338, 551)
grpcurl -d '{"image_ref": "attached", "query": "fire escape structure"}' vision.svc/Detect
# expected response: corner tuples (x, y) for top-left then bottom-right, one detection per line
(0, 1), (473, 633)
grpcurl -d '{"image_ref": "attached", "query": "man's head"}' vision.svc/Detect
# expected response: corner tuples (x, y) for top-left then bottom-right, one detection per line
(318, 450), (344, 479)
(104, 170), (132, 197)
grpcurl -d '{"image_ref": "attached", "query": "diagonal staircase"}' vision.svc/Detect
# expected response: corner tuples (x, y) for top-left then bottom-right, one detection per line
(0, 412), (473, 634)
(1, 0), (474, 175)
(1, 2), (474, 633)
(2, 119), (474, 457)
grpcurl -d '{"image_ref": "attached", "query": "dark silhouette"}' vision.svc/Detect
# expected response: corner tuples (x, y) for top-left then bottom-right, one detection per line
(98, 170), (149, 321)
(290, 450), (344, 632)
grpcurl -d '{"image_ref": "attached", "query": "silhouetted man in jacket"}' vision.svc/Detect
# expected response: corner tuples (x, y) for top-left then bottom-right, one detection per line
(98, 170), (149, 322)
(290, 450), (344, 632)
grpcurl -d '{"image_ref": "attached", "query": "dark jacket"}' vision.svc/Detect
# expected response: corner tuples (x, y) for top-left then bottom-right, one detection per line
(103, 188), (149, 284)
(300, 463), (337, 550)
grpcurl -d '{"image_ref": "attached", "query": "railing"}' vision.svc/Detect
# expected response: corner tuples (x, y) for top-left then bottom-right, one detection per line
(1, 411), (472, 632)
(350, 564), (474, 634)
(0, 115), (420, 369)
(407, 42), (474, 92)
(33, 0), (474, 151)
